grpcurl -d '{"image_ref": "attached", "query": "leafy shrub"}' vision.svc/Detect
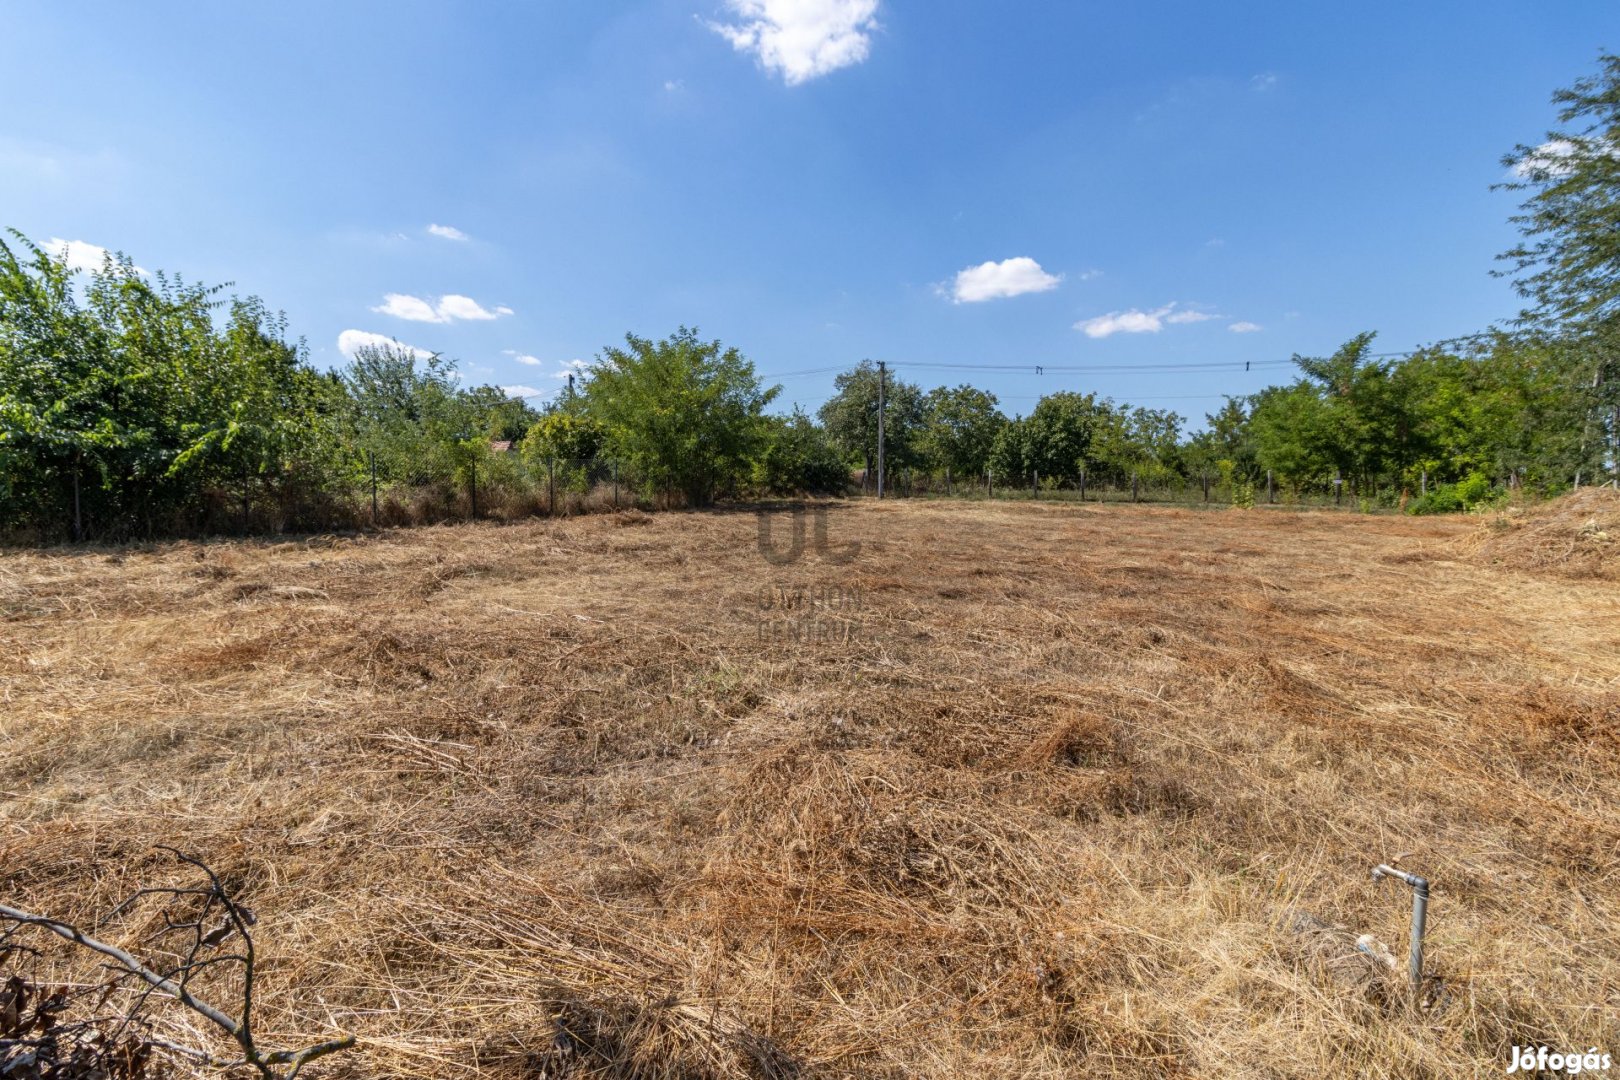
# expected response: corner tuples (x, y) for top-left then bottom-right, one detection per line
(1408, 472), (1502, 515)
(752, 409), (849, 495)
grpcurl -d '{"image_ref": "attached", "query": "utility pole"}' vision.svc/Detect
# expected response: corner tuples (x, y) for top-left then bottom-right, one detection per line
(567, 372), (576, 403)
(876, 361), (887, 500)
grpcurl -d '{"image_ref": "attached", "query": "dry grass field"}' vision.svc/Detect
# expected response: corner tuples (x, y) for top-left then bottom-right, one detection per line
(3, 496), (1619, 1078)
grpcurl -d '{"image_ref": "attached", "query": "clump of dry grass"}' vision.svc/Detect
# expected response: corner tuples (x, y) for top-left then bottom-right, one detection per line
(1465, 487), (1620, 580)
(2, 501), (1618, 1077)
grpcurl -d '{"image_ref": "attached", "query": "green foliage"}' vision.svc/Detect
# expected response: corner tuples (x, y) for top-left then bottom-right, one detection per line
(1498, 53), (1620, 334)
(1407, 472), (1501, 515)
(584, 327), (777, 506)
(1023, 391), (1105, 482)
(918, 385), (1005, 481)
(752, 408), (850, 494)
(522, 410), (605, 464)
(818, 361), (926, 479)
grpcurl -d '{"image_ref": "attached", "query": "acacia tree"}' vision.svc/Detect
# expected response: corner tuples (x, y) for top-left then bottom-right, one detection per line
(1498, 52), (1620, 481)
(585, 327), (777, 506)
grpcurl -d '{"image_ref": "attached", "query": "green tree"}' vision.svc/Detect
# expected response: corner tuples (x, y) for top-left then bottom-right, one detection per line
(752, 408), (849, 494)
(1023, 390), (1111, 484)
(1499, 53), (1620, 481)
(584, 327), (777, 506)
(817, 361), (925, 489)
(918, 384), (1005, 484)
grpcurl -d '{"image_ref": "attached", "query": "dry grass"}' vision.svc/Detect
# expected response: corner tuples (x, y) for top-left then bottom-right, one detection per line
(3, 498), (1618, 1078)
(1465, 486), (1620, 581)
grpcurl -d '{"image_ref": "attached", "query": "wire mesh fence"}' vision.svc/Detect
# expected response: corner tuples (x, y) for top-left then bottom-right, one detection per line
(861, 468), (1400, 511)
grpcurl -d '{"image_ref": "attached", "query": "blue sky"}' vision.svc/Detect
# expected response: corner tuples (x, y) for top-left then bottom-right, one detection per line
(2, 2), (1613, 426)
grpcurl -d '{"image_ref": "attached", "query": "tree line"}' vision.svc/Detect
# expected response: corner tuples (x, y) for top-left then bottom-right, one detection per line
(3, 54), (1618, 539)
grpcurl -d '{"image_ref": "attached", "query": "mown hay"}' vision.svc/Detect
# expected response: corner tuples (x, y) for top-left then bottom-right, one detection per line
(2, 500), (1618, 1077)
(1467, 487), (1620, 580)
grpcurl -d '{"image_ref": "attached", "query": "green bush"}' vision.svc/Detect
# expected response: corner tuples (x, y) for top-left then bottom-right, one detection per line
(1408, 472), (1501, 515)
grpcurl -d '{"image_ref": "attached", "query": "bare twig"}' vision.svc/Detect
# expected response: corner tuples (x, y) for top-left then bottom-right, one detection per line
(1, 848), (356, 1079)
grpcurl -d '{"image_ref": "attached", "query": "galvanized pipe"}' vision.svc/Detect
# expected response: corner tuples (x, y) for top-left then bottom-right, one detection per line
(1372, 864), (1429, 997)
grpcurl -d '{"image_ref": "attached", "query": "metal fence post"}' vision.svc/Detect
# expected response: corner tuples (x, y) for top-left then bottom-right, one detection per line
(548, 457), (556, 516)
(1132, 472), (1139, 503)
(470, 460), (478, 519)
(1031, 469), (1037, 500)
(1202, 472), (1210, 503)
(1079, 469), (1086, 502)
(370, 451), (378, 525)
(1267, 469), (1274, 503)
(613, 460), (619, 510)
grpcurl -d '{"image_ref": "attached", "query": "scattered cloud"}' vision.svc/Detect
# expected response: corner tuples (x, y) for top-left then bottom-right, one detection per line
(372, 292), (513, 323)
(946, 256), (1062, 303)
(708, 0), (880, 86)
(1229, 321), (1263, 333)
(337, 329), (434, 360)
(664, 78), (685, 92)
(1204, 237), (1226, 248)
(1250, 73), (1278, 92)
(501, 384), (543, 398)
(1076, 268), (1103, 282)
(37, 237), (147, 276)
(549, 358), (590, 380)
(1074, 302), (1218, 339)
(427, 223), (469, 241)
(1165, 308), (1217, 325)
(503, 350), (543, 366)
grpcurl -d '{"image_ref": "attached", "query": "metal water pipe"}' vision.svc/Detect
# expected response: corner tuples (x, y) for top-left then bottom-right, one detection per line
(1372, 864), (1429, 997)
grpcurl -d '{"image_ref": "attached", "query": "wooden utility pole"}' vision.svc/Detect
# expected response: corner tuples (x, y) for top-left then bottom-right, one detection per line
(876, 361), (887, 500)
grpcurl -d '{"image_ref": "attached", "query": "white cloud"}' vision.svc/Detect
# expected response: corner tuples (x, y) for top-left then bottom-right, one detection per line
(1229, 321), (1262, 333)
(1074, 302), (1217, 339)
(1510, 137), (1620, 179)
(947, 256), (1062, 303)
(337, 329), (434, 360)
(1251, 73), (1277, 92)
(37, 237), (147, 276)
(503, 350), (543, 366)
(1511, 139), (1579, 179)
(427, 223), (469, 241)
(550, 358), (590, 380)
(1076, 268), (1103, 281)
(664, 79), (685, 92)
(372, 292), (513, 323)
(1164, 308), (1217, 325)
(501, 384), (543, 398)
(708, 0), (879, 86)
